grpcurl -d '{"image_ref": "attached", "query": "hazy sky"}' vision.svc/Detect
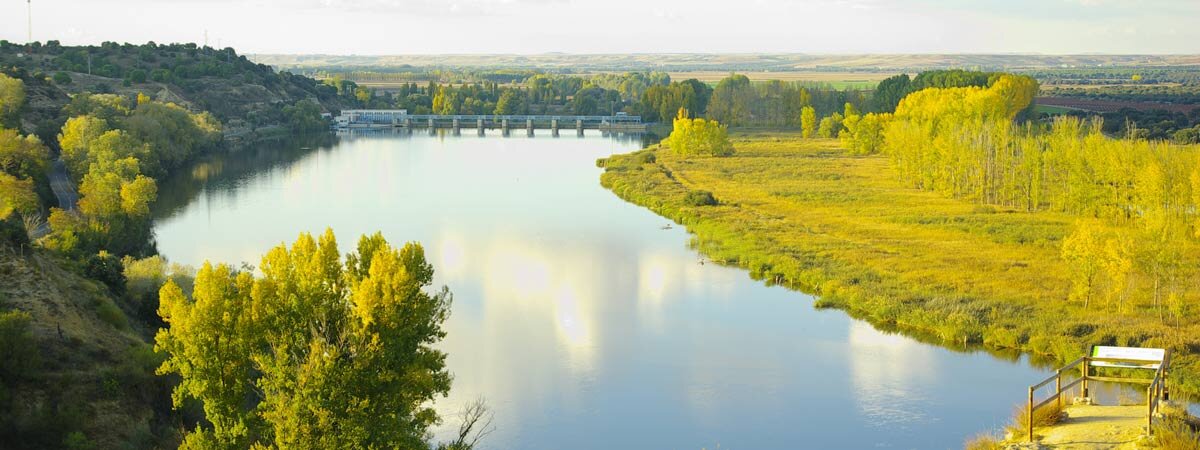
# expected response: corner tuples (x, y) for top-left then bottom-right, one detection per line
(1, 0), (1197, 55)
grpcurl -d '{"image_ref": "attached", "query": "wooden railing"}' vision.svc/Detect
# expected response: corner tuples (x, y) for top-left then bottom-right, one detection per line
(1025, 350), (1171, 442)
(1146, 351), (1172, 434)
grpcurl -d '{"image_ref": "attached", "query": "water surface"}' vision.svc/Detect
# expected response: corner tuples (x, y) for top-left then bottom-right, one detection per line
(155, 130), (1067, 449)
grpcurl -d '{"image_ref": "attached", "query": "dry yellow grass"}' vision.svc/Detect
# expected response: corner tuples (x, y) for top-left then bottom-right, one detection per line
(599, 132), (1200, 397)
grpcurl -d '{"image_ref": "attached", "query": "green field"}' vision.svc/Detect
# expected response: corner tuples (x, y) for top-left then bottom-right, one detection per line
(1033, 104), (1079, 115)
(599, 132), (1200, 396)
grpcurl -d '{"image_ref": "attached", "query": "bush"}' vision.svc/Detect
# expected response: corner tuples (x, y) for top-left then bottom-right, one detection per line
(0, 215), (29, 251)
(84, 252), (126, 296)
(684, 190), (718, 206)
(1006, 401), (1063, 439)
(52, 72), (72, 85)
(633, 151), (656, 165)
(94, 297), (128, 330)
(127, 69), (147, 83)
(964, 433), (1003, 450)
(62, 431), (93, 450)
(0, 310), (39, 381)
(1154, 415), (1200, 450)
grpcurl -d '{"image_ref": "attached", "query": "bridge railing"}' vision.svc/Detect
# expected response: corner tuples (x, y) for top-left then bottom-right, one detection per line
(403, 114), (642, 123)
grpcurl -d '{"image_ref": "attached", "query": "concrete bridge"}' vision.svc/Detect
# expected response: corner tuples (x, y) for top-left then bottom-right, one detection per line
(336, 110), (645, 135)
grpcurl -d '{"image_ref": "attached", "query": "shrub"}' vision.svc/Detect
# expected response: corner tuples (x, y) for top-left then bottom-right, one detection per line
(52, 72), (72, 85)
(1006, 401), (1063, 439)
(0, 215), (29, 251)
(964, 433), (1003, 450)
(84, 252), (126, 296)
(1154, 415), (1200, 450)
(0, 310), (39, 381)
(684, 190), (718, 206)
(94, 297), (128, 330)
(633, 151), (657, 165)
(62, 431), (93, 450)
(127, 69), (147, 83)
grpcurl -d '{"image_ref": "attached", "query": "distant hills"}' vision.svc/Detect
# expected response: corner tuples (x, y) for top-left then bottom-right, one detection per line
(251, 53), (1200, 72)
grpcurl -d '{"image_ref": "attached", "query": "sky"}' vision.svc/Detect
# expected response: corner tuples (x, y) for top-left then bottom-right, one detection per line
(0, 0), (1197, 55)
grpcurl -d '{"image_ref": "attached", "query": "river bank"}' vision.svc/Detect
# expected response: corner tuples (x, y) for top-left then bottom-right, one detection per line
(598, 131), (1200, 398)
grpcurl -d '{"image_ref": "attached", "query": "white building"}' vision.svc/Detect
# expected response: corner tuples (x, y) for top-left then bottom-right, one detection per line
(334, 109), (408, 127)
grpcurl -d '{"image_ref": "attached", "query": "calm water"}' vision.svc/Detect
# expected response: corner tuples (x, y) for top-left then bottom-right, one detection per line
(154, 130), (1073, 449)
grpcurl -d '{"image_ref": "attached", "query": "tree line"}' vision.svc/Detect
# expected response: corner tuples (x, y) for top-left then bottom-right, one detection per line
(833, 70), (1200, 320)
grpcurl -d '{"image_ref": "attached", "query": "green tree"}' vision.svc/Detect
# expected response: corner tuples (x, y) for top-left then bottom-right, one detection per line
(494, 90), (526, 115)
(128, 69), (147, 84)
(871, 74), (911, 113)
(707, 74), (753, 127)
(157, 230), (454, 450)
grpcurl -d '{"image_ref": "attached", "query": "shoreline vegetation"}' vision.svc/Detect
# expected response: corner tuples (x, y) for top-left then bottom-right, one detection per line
(599, 131), (1200, 399)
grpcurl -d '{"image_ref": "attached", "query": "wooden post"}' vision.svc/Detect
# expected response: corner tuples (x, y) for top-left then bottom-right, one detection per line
(1081, 357), (1089, 400)
(1147, 385), (1154, 435)
(1028, 386), (1035, 442)
(1056, 369), (1062, 410)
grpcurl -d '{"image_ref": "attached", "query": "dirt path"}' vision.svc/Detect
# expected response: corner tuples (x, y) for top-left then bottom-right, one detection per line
(1031, 405), (1149, 449)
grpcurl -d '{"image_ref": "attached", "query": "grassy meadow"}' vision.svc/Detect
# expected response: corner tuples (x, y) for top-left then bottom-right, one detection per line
(599, 132), (1200, 396)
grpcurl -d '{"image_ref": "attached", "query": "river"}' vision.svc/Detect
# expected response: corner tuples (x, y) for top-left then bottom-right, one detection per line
(153, 130), (1080, 449)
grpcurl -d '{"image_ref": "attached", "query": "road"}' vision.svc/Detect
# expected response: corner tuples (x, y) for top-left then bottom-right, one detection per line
(29, 159), (77, 240)
(48, 159), (78, 211)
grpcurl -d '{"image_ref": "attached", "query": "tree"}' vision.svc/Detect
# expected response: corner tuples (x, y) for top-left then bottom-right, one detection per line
(666, 109), (734, 157)
(871, 74), (911, 113)
(707, 74), (753, 126)
(494, 90), (526, 115)
(157, 230), (455, 450)
(800, 106), (816, 139)
(1101, 233), (1135, 312)
(1061, 221), (1104, 307)
(817, 113), (844, 138)
(0, 172), (38, 219)
(1137, 213), (1184, 318)
(128, 69), (148, 84)
(0, 128), (49, 184)
(0, 74), (24, 127)
(840, 112), (890, 155)
(58, 116), (111, 178)
(282, 100), (326, 131)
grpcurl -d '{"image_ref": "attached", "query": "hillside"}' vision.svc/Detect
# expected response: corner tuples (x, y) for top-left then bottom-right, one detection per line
(0, 41), (354, 141)
(0, 243), (184, 449)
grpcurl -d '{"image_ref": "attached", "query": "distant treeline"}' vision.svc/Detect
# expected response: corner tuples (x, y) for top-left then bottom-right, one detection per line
(1046, 85), (1200, 105)
(1062, 108), (1200, 144)
(1023, 67), (1200, 86)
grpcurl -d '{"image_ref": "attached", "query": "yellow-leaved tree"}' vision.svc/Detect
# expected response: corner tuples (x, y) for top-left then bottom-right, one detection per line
(156, 230), (471, 450)
(666, 108), (734, 157)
